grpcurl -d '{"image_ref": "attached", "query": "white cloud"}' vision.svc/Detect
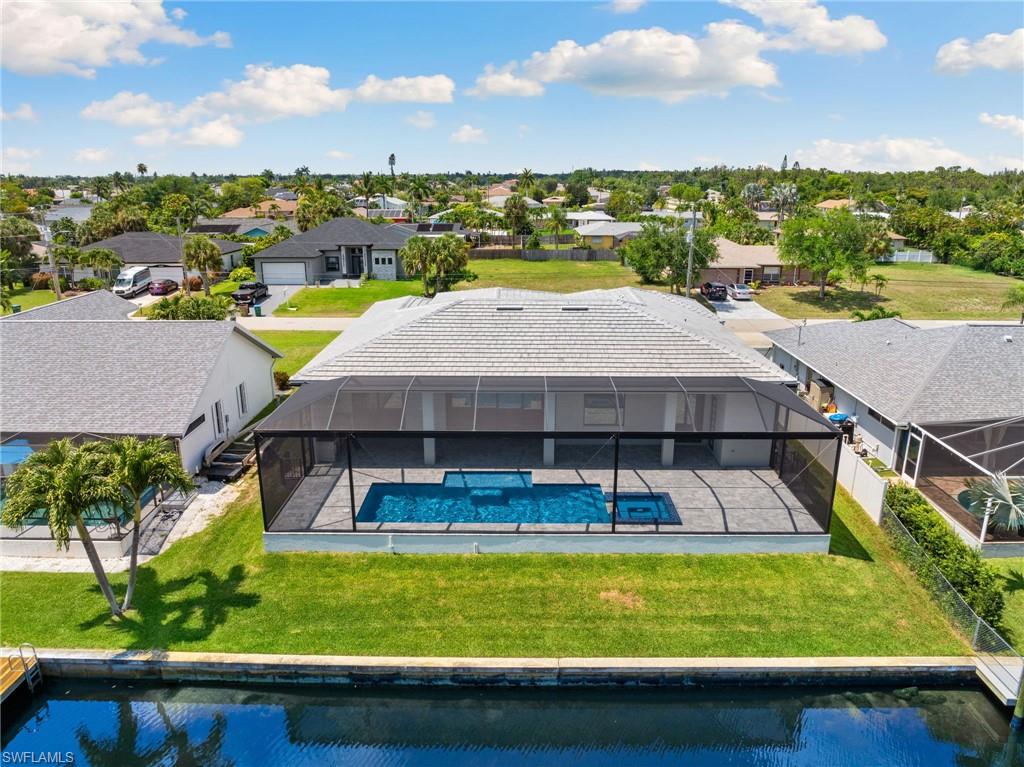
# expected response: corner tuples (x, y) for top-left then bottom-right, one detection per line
(518, 124), (530, 138)
(405, 110), (436, 129)
(638, 161), (661, 171)
(827, 112), (845, 122)
(188, 64), (352, 122)
(0, 103), (36, 121)
(450, 124), (486, 144)
(181, 115), (244, 147)
(979, 112), (1024, 137)
(133, 128), (173, 147)
(354, 74), (454, 103)
(2, 146), (41, 173)
(81, 91), (178, 127)
(610, 0), (647, 13)
(74, 147), (112, 163)
(467, 64), (545, 98)
(0, 0), (230, 78)
(326, 149), (353, 160)
(793, 136), (980, 172)
(935, 28), (1024, 74)
(170, 7), (187, 21)
(722, 0), (886, 55)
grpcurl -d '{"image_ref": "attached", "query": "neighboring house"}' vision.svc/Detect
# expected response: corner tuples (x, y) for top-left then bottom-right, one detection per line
(350, 194), (408, 209)
(702, 238), (811, 286)
(639, 209), (703, 228)
(588, 187), (611, 205)
(767, 320), (1024, 550)
(266, 187), (298, 201)
(353, 206), (411, 223)
(486, 182), (517, 197)
(889, 231), (909, 250)
(255, 287), (840, 555)
(574, 221), (644, 248)
(542, 196), (565, 206)
(223, 199), (298, 218)
(488, 194), (543, 210)
(705, 189), (725, 204)
(192, 217), (298, 238)
(815, 199), (853, 211)
(0, 291), (281, 477)
(394, 222), (468, 239)
(251, 217), (415, 284)
(564, 211), (615, 228)
(754, 210), (781, 231)
(81, 231), (244, 282)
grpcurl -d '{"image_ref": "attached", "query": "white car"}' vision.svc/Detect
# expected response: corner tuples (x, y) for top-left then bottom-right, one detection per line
(727, 283), (754, 300)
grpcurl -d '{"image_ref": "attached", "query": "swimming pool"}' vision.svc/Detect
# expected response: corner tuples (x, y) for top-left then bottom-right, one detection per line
(357, 470), (610, 525)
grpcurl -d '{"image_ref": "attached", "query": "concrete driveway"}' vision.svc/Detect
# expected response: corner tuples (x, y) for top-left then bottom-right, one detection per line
(248, 284), (294, 315)
(127, 292), (162, 310)
(713, 297), (784, 321)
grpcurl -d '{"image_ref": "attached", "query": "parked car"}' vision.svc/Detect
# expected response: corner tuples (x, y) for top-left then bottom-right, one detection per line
(112, 266), (152, 297)
(231, 281), (269, 304)
(726, 283), (753, 300)
(148, 278), (179, 296)
(700, 282), (727, 301)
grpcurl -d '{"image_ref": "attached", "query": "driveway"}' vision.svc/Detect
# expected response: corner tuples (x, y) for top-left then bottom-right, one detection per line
(713, 297), (784, 321)
(127, 292), (162, 310)
(248, 284), (294, 315)
(713, 298), (794, 352)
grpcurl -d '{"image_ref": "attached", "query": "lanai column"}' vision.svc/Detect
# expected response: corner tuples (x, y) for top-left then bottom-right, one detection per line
(423, 393), (436, 466)
(544, 392), (555, 466)
(661, 392), (677, 466)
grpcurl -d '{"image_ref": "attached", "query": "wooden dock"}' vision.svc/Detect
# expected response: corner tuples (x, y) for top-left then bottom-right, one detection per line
(0, 655), (36, 703)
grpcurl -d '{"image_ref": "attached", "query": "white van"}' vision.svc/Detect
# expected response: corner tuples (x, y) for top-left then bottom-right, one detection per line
(112, 266), (152, 297)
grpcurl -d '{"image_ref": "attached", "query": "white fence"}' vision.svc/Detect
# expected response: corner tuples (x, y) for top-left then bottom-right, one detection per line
(877, 249), (935, 264)
(836, 443), (890, 523)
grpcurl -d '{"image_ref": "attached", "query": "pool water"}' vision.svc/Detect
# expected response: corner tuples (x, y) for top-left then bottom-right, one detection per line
(2, 681), (1019, 766)
(613, 493), (680, 524)
(358, 471), (609, 524)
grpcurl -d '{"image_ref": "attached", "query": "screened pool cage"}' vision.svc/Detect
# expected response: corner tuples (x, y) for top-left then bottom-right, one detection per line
(255, 376), (841, 539)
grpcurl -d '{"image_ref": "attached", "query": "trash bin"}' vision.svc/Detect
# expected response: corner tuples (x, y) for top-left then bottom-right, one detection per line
(11, 304), (21, 313)
(253, 305), (262, 317)
(238, 303), (250, 317)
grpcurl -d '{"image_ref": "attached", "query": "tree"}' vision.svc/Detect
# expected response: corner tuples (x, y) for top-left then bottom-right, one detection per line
(50, 216), (80, 246)
(606, 190), (642, 220)
(388, 153), (397, 195)
(354, 172), (377, 208)
(621, 220), (717, 294)
(102, 437), (192, 612)
(851, 307), (902, 321)
(399, 236), (434, 297)
(870, 273), (889, 296)
(564, 178), (590, 207)
(779, 209), (867, 298)
(1003, 283), (1024, 324)
(965, 473), (1024, 538)
(182, 235), (223, 296)
(0, 215), (40, 268)
(518, 168), (535, 197)
(769, 183), (798, 224)
(136, 163), (148, 177)
(971, 232), (1024, 275)
(863, 218), (893, 264)
(261, 168), (275, 186)
(149, 294), (233, 320)
(741, 182), (764, 209)
(432, 233), (472, 293)
(296, 189), (348, 232)
(502, 194), (532, 251)
(1, 440), (123, 616)
(547, 206), (568, 248)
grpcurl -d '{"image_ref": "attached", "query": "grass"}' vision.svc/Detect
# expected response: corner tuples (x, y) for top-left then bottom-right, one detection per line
(987, 557), (1024, 651)
(756, 263), (1024, 320)
(272, 280), (422, 317)
(865, 457), (898, 478)
(0, 485), (964, 657)
(2, 285), (57, 314)
(458, 259), (658, 293)
(251, 330), (340, 375)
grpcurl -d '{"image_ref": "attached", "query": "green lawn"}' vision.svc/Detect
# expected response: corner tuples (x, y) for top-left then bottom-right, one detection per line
(251, 330), (340, 375)
(459, 258), (656, 293)
(2, 285), (57, 314)
(987, 557), (1024, 651)
(272, 280), (422, 317)
(756, 263), (1024, 320)
(0, 485), (964, 657)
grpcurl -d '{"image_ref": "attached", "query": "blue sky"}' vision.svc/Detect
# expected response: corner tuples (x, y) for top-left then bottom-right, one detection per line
(1, 1), (1022, 176)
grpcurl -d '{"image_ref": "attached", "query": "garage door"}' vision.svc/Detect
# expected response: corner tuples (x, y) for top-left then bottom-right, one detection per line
(149, 265), (185, 283)
(261, 262), (306, 284)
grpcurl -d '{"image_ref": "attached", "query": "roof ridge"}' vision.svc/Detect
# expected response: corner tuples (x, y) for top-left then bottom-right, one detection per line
(889, 325), (968, 421)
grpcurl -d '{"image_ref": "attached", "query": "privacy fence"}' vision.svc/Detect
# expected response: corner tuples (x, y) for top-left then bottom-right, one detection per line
(469, 248), (620, 261)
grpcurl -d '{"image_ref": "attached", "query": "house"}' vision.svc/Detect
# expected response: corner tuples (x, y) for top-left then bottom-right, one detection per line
(588, 187), (611, 205)
(766, 320), (1024, 551)
(486, 182), (517, 197)
(192, 217), (298, 238)
(889, 231), (909, 250)
(222, 199), (298, 218)
(255, 287), (839, 555)
(0, 291), (281, 477)
(564, 211), (615, 228)
(266, 187), (298, 201)
(574, 221), (644, 248)
(754, 210), (782, 231)
(487, 195), (543, 210)
(705, 189), (725, 204)
(702, 238), (810, 286)
(353, 206), (410, 223)
(251, 217), (415, 284)
(542, 196), (565, 206)
(815, 199), (853, 211)
(81, 231), (244, 283)
(639, 209), (703, 227)
(394, 222), (468, 239)
(350, 194), (408, 209)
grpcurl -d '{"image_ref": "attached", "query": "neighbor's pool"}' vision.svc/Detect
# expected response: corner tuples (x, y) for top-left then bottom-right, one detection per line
(2, 680), (1019, 766)
(357, 470), (610, 524)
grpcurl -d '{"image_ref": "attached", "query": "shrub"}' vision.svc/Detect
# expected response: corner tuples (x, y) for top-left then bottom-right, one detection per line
(149, 294), (232, 320)
(885, 484), (1005, 626)
(229, 265), (256, 282)
(187, 276), (204, 291)
(76, 277), (105, 291)
(273, 370), (291, 390)
(748, 279), (761, 290)
(525, 232), (542, 249)
(30, 272), (52, 289)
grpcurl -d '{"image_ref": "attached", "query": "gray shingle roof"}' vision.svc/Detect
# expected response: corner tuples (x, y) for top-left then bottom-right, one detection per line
(192, 217), (298, 235)
(295, 287), (792, 383)
(82, 232), (242, 264)
(1, 291), (135, 322)
(0, 321), (280, 436)
(252, 217), (414, 260)
(766, 320), (1024, 423)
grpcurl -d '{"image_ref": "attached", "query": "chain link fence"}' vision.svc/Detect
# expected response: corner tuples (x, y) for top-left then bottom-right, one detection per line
(880, 503), (1022, 697)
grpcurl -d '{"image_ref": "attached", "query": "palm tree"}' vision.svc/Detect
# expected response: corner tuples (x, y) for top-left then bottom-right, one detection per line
(503, 194), (531, 253)
(870, 273), (889, 296)
(770, 183), (798, 225)
(741, 182), (764, 209)
(548, 206), (568, 249)
(1, 440), (123, 616)
(136, 162), (148, 178)
(355, 172), (376, 209)
(518, 168), (535, 197)
(103, 437), (191, 612)
(399, 236), (434, 297)
(850, 306), (902, 321)
(408, 176), (432, 216)
(84, 247), (122, 286)
(388, 153), (397, 196)
(432, 233), (470, 294)
(1002, 284), (1024, 325)
(183, 235), (224, 296)
(965, 473), (1024, 541)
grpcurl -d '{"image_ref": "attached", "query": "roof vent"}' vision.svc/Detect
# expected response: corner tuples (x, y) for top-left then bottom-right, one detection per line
(1005, 335), (1013, 343)
(496, 306), (523, 311)
(561, 306), (589, 312)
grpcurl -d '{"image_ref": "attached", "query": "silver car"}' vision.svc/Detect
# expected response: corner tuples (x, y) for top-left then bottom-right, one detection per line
(727, 283), (753, 300)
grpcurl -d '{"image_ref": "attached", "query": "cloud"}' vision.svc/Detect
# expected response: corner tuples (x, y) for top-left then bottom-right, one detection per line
(518, 124), (530, 138)
(935, 28), (1024, 74)
(792, 136), (991, 172)
(81, 91), (178, 127)
(354, 74), (454, 103)
(722, 0), (886, 55)
(609, 0), (647, 13)
(638, 161), (661, 171)
(181, 115), (243, 147)
(405, 110), (436, 129)
(0, 103), (36, 121)
(450, 124), (486, 144)
(979, 112), (1024, 137)
(73, 147), (112, 163)
(326, 149), (353, 160)
(133, 128), (173, 147)
(0, 0), (230, 78)
(2, 146), (41, 173)
(467, 64), (545, 98)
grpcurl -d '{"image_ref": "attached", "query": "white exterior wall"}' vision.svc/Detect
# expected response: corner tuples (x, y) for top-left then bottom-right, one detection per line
(178, 331), (276, 474)
(712, 392), (773, 467)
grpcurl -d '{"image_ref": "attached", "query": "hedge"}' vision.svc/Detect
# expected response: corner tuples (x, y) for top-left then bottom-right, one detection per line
(886, 484), (1005, 627)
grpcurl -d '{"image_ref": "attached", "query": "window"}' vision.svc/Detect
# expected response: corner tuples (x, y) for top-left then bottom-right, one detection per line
(374, 256), (380, 266)
(184, 413), (206, 437)
(584, 393), (624, 426)
(763, 266), (781, 283)
(866, 408), (895, 430)
(213, 400), (224, 435)
(325, 256), (340, 272)
(237, 383), (248, 415)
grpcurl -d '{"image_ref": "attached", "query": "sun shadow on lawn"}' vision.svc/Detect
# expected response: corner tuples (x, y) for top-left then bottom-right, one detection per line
(998, 569), (1024, 594)
(80, 564), (259, 649)
(788, 287), (893, 313)
(828, 508), (873, 562)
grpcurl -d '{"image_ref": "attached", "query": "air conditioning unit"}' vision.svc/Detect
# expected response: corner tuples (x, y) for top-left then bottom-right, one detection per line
(807, 379), (834, 413)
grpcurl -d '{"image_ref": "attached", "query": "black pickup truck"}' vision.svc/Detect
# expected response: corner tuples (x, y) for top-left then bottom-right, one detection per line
(231, 281), (269, 304)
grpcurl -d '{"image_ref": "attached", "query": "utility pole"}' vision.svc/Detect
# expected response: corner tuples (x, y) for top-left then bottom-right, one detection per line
(177, 216), (188, 295)
(38, 209), (62, 301)
(685, 205), (696, 298)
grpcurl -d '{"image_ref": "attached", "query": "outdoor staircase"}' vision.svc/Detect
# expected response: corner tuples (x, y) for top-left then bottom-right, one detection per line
(1, 644), (41, 703)
(206, 433), (256, 482)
